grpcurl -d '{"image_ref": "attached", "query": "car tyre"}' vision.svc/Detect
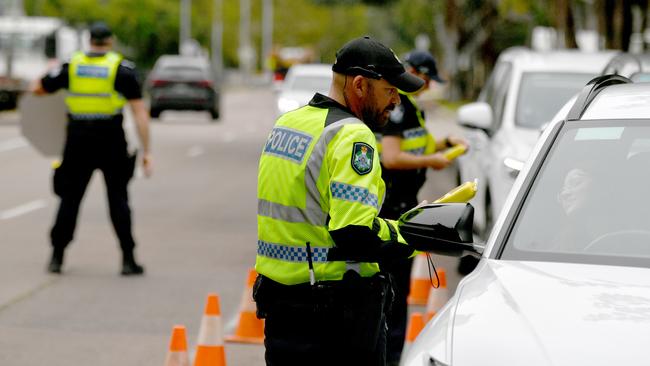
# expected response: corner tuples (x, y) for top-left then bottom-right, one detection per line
(150, 108), (162, 119)
(210, 108), (220, 121)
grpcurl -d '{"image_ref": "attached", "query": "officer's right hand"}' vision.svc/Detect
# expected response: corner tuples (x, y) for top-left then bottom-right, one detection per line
(427, 152), (451, 170)
(142, 153), (153, 178)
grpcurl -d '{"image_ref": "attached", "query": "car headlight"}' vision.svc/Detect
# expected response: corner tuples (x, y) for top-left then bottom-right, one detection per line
(503, 157), (525, 178)
(277, 98), (300, 114)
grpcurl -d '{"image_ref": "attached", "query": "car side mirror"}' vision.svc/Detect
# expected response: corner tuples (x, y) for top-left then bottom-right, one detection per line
(458, 102), (493, 131)
(398, 203), (481, 256)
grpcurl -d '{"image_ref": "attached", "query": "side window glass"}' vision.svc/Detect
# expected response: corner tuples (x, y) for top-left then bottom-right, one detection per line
(491, 66), (512, 133)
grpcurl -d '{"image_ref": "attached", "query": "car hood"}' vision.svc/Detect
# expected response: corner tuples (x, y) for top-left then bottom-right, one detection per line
(409, 260), (650, 366)
(278, 91), (315, 105)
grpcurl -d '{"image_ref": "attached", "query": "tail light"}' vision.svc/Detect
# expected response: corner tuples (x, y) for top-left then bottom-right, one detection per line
(151, 79), (169, 87)
(194, 80), (213, 88)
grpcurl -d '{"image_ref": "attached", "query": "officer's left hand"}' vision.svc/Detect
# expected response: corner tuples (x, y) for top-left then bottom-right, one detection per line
(447, 135), (469, 149)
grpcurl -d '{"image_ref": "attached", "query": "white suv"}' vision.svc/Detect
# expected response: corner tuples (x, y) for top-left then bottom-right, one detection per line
(457, 47), (615, 236)
(400, 74), (650, 366)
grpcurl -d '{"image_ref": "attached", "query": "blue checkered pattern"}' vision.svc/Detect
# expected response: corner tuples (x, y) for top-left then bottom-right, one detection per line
(330, 181), (379, 208)
(403, 127), (427, 139)
(406, 147), (426, 156)
(257, 240), (329, 262)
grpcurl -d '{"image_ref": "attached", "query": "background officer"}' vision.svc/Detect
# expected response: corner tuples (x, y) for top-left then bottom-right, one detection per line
(253, 36), (424, 366)
(32, 21), (152, 275)
(377, 50), (468, 365)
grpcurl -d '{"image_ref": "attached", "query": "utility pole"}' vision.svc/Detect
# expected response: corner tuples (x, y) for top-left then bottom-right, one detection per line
(238, 0), (254, 83)
(179, 0), (191, 54)
(262, 0), (273, 75)
(211, 0), (223, 80)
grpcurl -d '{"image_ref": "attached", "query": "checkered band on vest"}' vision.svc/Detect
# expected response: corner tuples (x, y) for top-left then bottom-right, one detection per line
(330, 181), (379, 209)
(403, 127), (427, 139)
(405, 147), (426, 155)
(257, 240), (330, 262)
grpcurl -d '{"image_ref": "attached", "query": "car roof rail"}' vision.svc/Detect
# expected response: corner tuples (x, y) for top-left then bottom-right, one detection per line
(566, 74), (631, 121)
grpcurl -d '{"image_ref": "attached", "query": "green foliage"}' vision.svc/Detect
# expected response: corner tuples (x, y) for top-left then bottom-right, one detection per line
(311, 0), (398, 4)
(390, 0), (437, 56)
(273, 0), (367, 63)
(492, 18), (529, 55)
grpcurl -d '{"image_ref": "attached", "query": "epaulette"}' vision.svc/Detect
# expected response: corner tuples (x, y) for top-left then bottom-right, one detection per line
(120, 60), (136, 70)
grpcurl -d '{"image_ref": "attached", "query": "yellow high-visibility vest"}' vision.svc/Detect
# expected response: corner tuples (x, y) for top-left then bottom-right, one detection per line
(376, 92), (436, 155)
(65, 51), (126, 119)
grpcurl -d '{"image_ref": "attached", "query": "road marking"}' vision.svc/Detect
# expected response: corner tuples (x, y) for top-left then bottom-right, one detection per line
(187, 145), (205, 158)
(0, 200), (47, 220)
(0, 137), (28, 153)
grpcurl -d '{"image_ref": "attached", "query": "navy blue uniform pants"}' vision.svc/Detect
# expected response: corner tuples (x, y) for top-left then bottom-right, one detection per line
(380, 198), (417, 364)
(50, 122), (136, 254)
(255, 272), (391, 366)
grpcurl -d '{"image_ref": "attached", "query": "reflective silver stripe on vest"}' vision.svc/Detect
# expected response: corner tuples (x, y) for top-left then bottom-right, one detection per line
(331, 181), (379, 209)
(258, 199), (326, 225)
(305, 117), (363, 215)
(257, 240), (329, 262)
(68, 92), (112, 98)
(257, 118), (362, 226)
(345, 262), (362, 274)
(68, 111), (123, 119)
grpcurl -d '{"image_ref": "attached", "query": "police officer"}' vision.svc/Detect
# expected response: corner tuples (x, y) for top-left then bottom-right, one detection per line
(253, 37), (424, 366)
(32, 21), (152, 275)
(377, 50), (468, 365)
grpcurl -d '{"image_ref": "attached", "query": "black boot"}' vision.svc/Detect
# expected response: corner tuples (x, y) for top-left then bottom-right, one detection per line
(47, 248), (64, 274)
(121, 252), (144, 276)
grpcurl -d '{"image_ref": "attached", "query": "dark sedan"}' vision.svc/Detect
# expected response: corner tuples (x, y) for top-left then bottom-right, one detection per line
(147, 55), (220, 120)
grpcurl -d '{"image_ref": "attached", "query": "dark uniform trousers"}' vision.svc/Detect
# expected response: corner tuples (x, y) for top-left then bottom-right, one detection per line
(254, 271), (393, 366)
(50, 120), (137, 254)
(379, 190), (419, 365)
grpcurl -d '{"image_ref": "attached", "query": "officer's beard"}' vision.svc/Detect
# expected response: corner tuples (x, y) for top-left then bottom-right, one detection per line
(360, 84), (395, 131)
(343, 79), (395, 131)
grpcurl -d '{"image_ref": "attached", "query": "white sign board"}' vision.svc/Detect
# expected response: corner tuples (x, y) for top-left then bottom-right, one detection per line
(19, 92), (66, 157)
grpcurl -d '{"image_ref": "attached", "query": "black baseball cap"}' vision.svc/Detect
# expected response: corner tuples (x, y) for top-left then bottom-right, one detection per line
(89, 21), (112, 41)
(332, 36), (424, 93)
(405, 50), (444, 83)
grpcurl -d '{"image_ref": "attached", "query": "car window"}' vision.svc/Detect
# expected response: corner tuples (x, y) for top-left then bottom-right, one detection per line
(630, 72), (650, 82)
(515, 72), (596, 129)
(286, 75), (331, 94)
(491, 66), (512, 133)
(480, 61), (511, 108)
(502, 120), (650, 268)
(157, 66), (207, 79)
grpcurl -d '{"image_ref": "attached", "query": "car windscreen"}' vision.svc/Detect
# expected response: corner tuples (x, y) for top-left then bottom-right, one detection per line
(286, 75), (331, 94)
(502, 120), (650, 268)
(156, 66), (207, 80)
(515, 72), (596, 128)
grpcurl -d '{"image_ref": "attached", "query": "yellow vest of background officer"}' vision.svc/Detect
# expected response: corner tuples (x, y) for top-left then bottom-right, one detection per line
(65, 51), (126, 118)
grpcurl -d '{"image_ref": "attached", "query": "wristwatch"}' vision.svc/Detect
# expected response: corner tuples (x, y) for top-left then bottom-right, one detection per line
(445, 137), (454, 148)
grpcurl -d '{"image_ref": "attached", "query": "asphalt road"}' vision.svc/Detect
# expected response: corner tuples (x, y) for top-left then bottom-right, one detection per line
(0, 86), (465, 365)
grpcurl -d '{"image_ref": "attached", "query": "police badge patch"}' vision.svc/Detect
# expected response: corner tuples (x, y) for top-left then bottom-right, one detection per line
(351, 142), (374, 175)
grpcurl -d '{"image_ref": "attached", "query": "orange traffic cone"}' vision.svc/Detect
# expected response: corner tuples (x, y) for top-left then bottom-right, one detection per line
(194, 293), (226, 366)
(407, 253), (432, 305)
(405, 312), (425, 344)
(165, 325), (190, 366)
(225, 268), (265, 344)
(425, 268), (449, 321)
